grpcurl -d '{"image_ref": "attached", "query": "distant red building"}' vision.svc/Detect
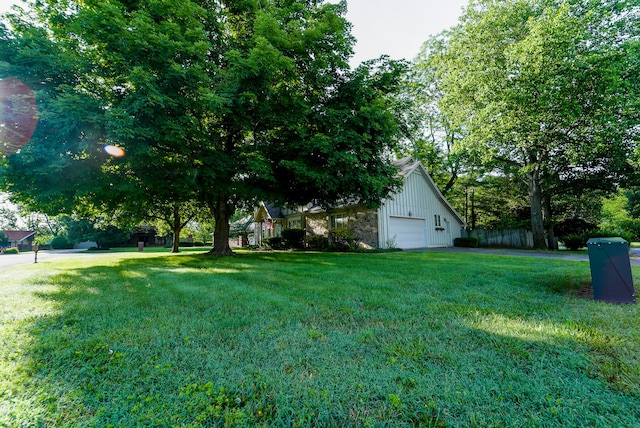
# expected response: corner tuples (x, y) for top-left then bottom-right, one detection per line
(2, 230), (36, 251)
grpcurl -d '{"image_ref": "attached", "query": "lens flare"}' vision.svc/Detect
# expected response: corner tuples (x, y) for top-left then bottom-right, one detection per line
(0, 77), (38, 156)
(104, 144), (125, 157)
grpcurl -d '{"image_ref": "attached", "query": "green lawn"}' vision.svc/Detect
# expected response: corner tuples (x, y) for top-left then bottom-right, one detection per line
(1, 250), (639, 427)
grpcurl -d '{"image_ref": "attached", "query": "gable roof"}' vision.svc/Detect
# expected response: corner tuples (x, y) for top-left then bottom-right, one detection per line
(392, 156), (421, 177)
(229, 215), (254, 236)
(253, 157), (466, 226)
(2, 230), (36, 242)
(388, 157), (466, 227)
(254, 202), (284, 222)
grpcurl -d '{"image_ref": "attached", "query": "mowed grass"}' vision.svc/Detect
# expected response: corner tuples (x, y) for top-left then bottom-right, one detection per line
(1, 250), (639, 427)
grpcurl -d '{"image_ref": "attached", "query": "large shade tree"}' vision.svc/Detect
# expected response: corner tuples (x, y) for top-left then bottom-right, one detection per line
(0, 0), (405, 255)
(399, 32), (470, 197)
(428, 0), (640, 248)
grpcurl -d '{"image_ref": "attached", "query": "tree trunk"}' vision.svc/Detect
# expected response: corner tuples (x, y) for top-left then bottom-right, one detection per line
(171, 205), (181, 253)
(528, 169), (547, 249)
(208, 193), (234, 256)
(543, 194), (558, 250)
(440, 170), (458, 196)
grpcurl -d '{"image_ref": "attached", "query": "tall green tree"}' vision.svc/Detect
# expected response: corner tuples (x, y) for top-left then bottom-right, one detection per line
(432, 0), (640, 248)
(401, 32), (469, 196)
(0, 0), (405, 255)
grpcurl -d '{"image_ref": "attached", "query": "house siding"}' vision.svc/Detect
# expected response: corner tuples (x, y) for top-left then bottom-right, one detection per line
(378, 168), (463, 248)
(255, 158), (465, 250)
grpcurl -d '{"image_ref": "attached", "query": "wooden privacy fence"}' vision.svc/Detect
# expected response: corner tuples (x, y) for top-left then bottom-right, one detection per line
(469, 228), (534, 249)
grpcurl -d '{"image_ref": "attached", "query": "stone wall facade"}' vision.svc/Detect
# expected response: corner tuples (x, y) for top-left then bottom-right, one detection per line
(346, 208), (378, 249)
(301, 207), (379, 249)
(305, 213), (329, 237)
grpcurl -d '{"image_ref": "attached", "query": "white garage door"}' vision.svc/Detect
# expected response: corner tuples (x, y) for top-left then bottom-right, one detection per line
(388, 217), (427, 249)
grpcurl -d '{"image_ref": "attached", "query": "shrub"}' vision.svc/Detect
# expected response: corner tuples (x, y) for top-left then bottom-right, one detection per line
(264, 237), (285, 250)
(194, 241), (205, 247)
(50, 235), (74, 250)
(328, 228), (357, 252)
(307, 235), (329, 251)
(555, 218), (597, 237)
(4, 247), (19, 254)
(281, 228), (306, 249)
(454, 237), (479, 248)
(561, 233), (587, 251)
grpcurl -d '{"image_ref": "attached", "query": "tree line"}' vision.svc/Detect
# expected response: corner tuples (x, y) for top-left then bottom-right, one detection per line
(1, 0), (639, 252)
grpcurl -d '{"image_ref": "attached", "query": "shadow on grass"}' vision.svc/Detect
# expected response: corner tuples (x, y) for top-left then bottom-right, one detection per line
(3, 251), (640, 426)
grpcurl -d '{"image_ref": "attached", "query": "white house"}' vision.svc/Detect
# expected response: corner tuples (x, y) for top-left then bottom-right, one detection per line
(253, 157), (466, 250)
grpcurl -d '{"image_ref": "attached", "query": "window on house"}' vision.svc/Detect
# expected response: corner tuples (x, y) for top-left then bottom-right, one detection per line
(288, 218), (302, 229)
(330, 213), (349, 229)
(434, 214), (442, 228)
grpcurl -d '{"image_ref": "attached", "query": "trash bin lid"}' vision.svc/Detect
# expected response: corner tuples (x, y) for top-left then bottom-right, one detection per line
(587, 237), (628, 246)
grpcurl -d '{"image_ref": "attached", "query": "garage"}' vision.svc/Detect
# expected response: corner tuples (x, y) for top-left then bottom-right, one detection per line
(388, 217), (427, 249)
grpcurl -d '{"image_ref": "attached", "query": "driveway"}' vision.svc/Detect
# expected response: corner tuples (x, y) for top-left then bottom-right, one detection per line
(423, 246), (640, 266)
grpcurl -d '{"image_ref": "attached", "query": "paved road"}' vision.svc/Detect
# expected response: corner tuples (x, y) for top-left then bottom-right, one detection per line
(0, 249), (91, 270)
(3, 247), (640, 269)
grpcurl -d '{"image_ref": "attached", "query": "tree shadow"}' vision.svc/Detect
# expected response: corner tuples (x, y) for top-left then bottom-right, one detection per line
(3, 252), (639, 426)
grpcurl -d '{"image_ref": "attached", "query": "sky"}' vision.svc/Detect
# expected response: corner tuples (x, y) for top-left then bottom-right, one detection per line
(334, 0), (468, 66)
(0, 0), (468, 66)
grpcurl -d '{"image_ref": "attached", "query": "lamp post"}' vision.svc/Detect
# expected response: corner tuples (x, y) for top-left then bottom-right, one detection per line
(33, 243), (40, 263)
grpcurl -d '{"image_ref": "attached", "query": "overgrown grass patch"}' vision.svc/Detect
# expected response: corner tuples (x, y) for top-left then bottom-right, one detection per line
(1, 250), (639, 426)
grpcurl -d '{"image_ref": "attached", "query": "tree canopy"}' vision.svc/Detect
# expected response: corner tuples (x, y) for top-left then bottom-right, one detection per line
(0, 0), (405, 254)
(418, 0), (640, 248)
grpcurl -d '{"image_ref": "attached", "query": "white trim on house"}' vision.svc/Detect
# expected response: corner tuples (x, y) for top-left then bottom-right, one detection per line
(377, 158), (465, 249)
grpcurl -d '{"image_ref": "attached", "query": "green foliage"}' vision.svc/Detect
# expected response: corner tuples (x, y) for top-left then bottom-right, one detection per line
(599, 191), (640, 240)
(306, 235), (329, 251)
(626, 188), (640, 219)
(454, 237), (478, 248)
(50, 235), (73, 250)
(0, 0), (406, 256)
(561, 233), (588, 251)
(281, 228), (306, 250)
(59, 216), (129, 249)
(555, 218), (598, 238)
(91, 225), (129, 249)
(328, 227), (357, 251)
(429, 0), (640, 248)
(0, 232), (8, 248)
(264, 237), (285, 250)
(2, 251), (640, 426)
(588, 229), (635, 245)
(562, 229), (635, 250)
(3, 247), (19, 254)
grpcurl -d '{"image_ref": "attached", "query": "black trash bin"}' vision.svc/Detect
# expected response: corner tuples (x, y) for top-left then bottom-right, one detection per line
(586, 237), (636, 304)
